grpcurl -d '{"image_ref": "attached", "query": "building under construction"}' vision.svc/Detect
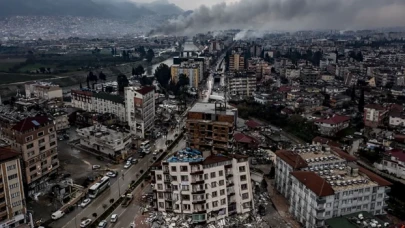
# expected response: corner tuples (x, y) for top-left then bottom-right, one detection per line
(186, 102), (237, 154)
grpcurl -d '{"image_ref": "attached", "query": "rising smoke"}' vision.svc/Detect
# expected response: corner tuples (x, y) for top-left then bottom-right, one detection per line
(149, 0), (405, 36)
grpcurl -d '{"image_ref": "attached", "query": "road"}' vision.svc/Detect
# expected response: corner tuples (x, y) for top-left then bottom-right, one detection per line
(51, 129), (179, 228)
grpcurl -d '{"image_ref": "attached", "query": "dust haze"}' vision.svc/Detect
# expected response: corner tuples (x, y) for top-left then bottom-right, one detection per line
(149, 0), (405, 36)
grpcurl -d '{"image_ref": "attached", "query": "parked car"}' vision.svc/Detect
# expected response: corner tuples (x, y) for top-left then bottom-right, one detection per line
(106, 171), (117, 178)
(110, 214), (118, 223)
(131, 158), (138, 164)
(51, 210), (65, 220)
(92, 165), (101, 170)
(80, 198), (91, 208)
(127, 157), (133, 162)
(98, 220), (107, 228)
(124, 161), (132, 169)
(80, 218), (92, 227)
(130, 222), (135, 228)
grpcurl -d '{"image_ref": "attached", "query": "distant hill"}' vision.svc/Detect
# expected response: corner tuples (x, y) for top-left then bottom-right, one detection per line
(0, 0), (184, 19)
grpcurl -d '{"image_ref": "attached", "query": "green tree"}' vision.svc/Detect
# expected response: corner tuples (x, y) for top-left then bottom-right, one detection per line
(117, 74), (129, 92)
(140, 76), (152, 86)
(136, 46), (146, 58)
(132, 67), (136, 76)
(135, 65), (145, 77)
(110, 198), (114, 204)
(154, 63), (171, 88)
(99, 71), (106, 81)
(146, 49), (154, 62)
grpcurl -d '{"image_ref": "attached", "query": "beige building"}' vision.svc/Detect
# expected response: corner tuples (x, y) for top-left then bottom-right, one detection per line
(151, 149), (253, 225)
(0, 148), (26, 228)
(25, 82), (63, 100)
(229, 53), (245, 72)
(4, 116), (59, 196)
(52, 111), (70, 132)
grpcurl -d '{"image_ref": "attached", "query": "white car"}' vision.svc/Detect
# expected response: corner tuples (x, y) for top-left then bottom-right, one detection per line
(110, 214), (118, 223)
(130, 222), (135, 228)
(124, 162), (132, 169)
(106, 171), (117, 178)
(98, 220), (107, 228)
(153, 150), (158, 155)
(80, 218), (92, 227)
(80, 198), (91, 208)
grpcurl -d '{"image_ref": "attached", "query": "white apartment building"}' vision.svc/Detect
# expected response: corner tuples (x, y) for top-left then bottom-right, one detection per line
(389, 112), (405, 127)
(0, 148), (26, 228)
(375, 149), (405, 178)
(124, 86), (155, 138)
(76, 125), (132, 158)
(227, 73), (257, 97)
(92, 92), (126, 122)
(71, 90), (93, 112)
(151, 149), (253, 225)
(52, 112), (70, 132)
(275, 145), (391, 228)
(25, 82), (63, 100)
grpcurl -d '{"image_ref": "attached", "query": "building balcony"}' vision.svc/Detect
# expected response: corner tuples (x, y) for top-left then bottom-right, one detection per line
(191, 178), (204, 184)
(191, 169), (204, 175)
(226, 181), (234, 187)
(164, 179), (171, 183)
(0, 210), (6, 218)
(192, 198), (206, 204)
(192, 189), (205, 194)
(0, 192), (4, 199)
(163, 169), (169, 174)
(315, 213), (325, 219)
(316, 198), (326, 204)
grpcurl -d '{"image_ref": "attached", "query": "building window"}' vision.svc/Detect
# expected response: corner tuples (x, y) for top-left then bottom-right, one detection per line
(39, 146), (46, 151)
(211, 182), (217, 188)
(7, 164), (16, 171)
(9, 183), (19, 189)
(158, 193), (163, 199)
(221, 199), (226, 205)
(158, 202), (164, 208)
(240, 175), (247, 181)
(8, 174), (18, 181)
(26, 143), (34, 150)
(172, 176), (177, 181)
(212, 191), (217, 197)
(219, 170), (224, 176)
(37, 131), (44, 137)
(49, 127), (54, 133)
(212, 201), (218, 207)
(239, 166), (246, 172)
(181, 175), (189, 181)
(204, 174), (208, 180)
(210, 172), (216, 178)
(157, 184), (163, 190)
(25, 136), (33, 142)
(182, 185), (189, 191)
(171, 166), (177, 172)
(180, 166), (188, 172)
(242, 193), (249, 200)
(220, 189), (225, 196)
(219, 180), (225, 186)
(11, 192), (20, 198)
(157, 175), (162, 181)
(50, 141), (56, 147)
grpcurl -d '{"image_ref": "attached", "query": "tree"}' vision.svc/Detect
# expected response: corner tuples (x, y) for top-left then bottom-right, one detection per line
(154, 63), (171, 88)
(134, 65), (145, 77)
(132, 67), (136, 76)
(356, 51), (364, 62)
(92, 213), (97, 218)
(136, 46), (146, 58)
(140, 76), (152, 86)
(117, 74), (129, 92)
(99, 71), (106, 81)
(322, 93), (331, 107)
(146, 49), (154, 62)
(102, 204), (107, 211)
(358, 88), (365, 113)
(109, 198), (114, 204)
(175, 73), (189, 95)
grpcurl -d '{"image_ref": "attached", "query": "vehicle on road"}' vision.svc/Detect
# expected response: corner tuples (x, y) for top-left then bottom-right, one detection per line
(131, 158), (138, 164)
(92, 165), (101, 170)
(124, 161), (132, 169)
(140, 140), (151, 152)
(130, 222), (135, 228)
(80, 218), (92, 227)
(88, 176), (111, 198)
(106, 171), (117, 178)
(127, 157), (133, 162)
(153, 150), (158, 155)
(121, 193), (133, 207)
(80, 198), (91, 207)
(51, 210), (65, 220)
(98, 220), (107, 228)
(110, 214), (118, 223)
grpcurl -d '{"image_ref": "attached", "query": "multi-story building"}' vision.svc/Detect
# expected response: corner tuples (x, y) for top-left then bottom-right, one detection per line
(171, 62), (201, 89)
(314, 115), (350, 137)
(124, 86), (155, 138)
(76, 125), (132, 159)
(3, 116), (59, 196)
(52, 111), (70, 132)
(71, 90), (93, 112)
(25, 82), (63, 100)
(92, 92), (126, 122)
(375, 149), (405, 178)
(229, 53), (245, 72)
(275, 145), (391, 228)
(151, 148), (253, 225)
(389, 111), (405, 127)
(247, 58), (271, 78)
(186, 102), (237, 154)
(227, 72), (257, 97)
(364, 104), (388, 128)
(0, 148), (26, 228)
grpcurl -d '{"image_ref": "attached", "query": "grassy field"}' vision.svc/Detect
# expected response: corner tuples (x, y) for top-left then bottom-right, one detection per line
(0, 58), (26, 72)
(0, 73), (54, 85)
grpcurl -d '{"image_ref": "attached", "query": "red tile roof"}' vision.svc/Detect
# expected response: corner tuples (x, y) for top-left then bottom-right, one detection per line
(386, 149), (405, 163)
(275, 150), (308, 169)
(315, 115), (350, 125)
(234, 133), (257, 144)
(203, 155), (232, 165)
(312, 136), (341, 147)
(0, 148), (20, 162)
(358, 166), (392, 186)
(245, 120), (261, 128)
(136, 86), (155, 95)
(12, 116), (52, 133)
(364, 104), (385, 111)
(291, 171), (335, 197)
(71, 90), (93, 96)
(330, 147), (357, 162)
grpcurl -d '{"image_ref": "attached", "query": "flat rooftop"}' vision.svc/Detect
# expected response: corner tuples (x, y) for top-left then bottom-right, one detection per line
(167, 148), (204, 163)
(77, 125), (131, 142)
(189, 102), (236, 116)
(325, 211), (388, 228)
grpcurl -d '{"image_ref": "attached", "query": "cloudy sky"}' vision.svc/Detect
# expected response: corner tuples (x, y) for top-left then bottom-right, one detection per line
(135, 0), (235, 10)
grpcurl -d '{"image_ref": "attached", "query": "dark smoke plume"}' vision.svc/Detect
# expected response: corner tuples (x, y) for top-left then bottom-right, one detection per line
(149, 0), (405, 36)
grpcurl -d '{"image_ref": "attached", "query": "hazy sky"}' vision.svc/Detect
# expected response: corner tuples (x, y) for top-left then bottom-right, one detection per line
(135, 0), (235, 10)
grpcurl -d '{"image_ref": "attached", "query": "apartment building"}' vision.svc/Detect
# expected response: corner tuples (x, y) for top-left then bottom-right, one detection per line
(247, 58), (271, 78)
(314, 115), (351, 137)
(25, 82), (62, 100)
(229, 53), (245, 72)
(364, 104), (388, 128)
(374, 149), (405, 178)
(71, 90), (127, 122)
(151, 148), (253, 225)
(227, 72), (257, 97)
(76, 125), (132, 158)
(0, 148), (26, 228)
(124, 86), (155, 138)
(52, 111), (70, 132)
(3, 116), (59, 196)
(186, 103), (237, 154)
(171, 63), (201, 89)
(275, 145), (391, 228)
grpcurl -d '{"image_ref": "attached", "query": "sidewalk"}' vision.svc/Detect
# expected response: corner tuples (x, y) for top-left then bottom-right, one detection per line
(266, 178), (301, 228)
